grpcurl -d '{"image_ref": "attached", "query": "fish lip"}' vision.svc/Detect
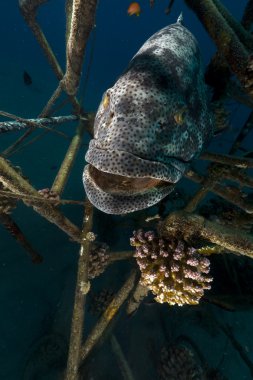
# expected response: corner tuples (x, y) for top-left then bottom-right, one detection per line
(83, 165), (174, 214)
(85, 142), (186, 183)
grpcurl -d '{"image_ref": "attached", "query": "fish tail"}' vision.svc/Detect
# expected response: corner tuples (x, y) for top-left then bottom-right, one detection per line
(177, 12), (183, 24)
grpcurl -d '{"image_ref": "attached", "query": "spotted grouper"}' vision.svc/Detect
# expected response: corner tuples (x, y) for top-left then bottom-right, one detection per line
(83, 15), (213, 214)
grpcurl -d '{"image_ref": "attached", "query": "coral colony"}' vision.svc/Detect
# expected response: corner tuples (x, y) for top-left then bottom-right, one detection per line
(130, 230), (212, 306)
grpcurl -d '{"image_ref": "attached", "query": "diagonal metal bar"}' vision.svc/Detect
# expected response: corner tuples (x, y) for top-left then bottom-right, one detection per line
(241, 0), (253, 31)
(0, 114), (79, 133)
(161, 211), (253, 258)
(0, 212), (43, 264)
(61, 0), (98, 96)
(185, 169), (253, 213)
(79, 269), (138, 362)
(65, 199), (94, 380)
(200, 152), (253, 169)
(0, 157), (81, 242)
(5, 0), (88, 158)
(184, 0), (249, 89)
(51, 119), (86, 195)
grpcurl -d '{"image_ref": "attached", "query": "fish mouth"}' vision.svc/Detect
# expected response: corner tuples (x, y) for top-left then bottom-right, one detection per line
(88, 165), (168, 196)
(83, 165), (174, 214)
(83, 144), (187, 214)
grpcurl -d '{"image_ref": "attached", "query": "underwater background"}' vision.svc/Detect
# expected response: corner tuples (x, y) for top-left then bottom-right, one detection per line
(1, 1), (253, 379)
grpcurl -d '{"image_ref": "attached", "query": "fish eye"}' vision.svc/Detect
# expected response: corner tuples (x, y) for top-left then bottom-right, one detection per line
(174, 106), (187, 125)
(102, 93), (110, 109)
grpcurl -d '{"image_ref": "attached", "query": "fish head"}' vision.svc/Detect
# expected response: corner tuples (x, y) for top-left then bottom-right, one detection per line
(83, 77), (197, 215)
(83, 24), (214, 215)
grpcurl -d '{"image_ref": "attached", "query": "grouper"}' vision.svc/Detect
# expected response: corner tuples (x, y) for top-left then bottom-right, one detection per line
(83, 15), (214, 214)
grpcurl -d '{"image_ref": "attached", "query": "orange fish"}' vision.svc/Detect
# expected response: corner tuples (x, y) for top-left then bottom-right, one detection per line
(127, 2), (141, 16)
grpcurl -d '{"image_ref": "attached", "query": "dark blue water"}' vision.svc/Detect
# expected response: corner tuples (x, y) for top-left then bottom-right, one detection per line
(0, 1), (253, 379)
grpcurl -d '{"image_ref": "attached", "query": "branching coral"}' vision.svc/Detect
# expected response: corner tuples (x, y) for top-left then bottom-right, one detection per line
(130, 230), (212, 306)
(88, 242), (110, 279)
(158, 344), (204, 380)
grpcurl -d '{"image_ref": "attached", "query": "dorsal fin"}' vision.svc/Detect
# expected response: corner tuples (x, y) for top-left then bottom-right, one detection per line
(177, 13), (183, 24)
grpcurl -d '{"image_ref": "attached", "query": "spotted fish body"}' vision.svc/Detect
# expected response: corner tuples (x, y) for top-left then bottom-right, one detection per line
(83, 17), (213, 214)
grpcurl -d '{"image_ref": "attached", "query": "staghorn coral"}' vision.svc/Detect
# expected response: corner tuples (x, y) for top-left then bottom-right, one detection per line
(88, 242), (110, 279)
(158, 344), (204, 380)
(158, 343), (228, 380)
(130, 230), (212, 306)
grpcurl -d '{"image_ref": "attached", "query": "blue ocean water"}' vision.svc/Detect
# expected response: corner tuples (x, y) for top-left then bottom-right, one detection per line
(0, 1), (253, 379)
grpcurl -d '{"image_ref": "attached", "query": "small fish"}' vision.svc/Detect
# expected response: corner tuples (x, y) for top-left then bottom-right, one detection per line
(83, 15), (214, 214)
(127, 2), (141, 16)
(23, 70), (32, 85)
